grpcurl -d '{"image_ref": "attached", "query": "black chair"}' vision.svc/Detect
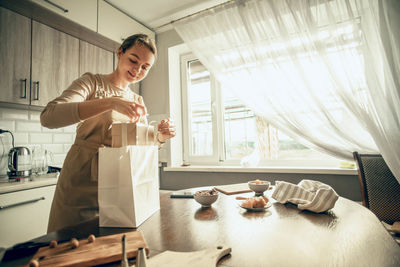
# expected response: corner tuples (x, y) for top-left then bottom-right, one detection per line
(353, 152), (400, 224)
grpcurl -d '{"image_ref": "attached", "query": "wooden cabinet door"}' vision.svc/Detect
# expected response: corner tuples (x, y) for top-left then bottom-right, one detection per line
(0, 7), (31, 105)
(79, 40), (114, 76)
(31, 21), (79, 106)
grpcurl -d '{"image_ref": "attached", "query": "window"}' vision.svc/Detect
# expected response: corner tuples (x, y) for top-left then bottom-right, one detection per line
(181, 54), (340, 167)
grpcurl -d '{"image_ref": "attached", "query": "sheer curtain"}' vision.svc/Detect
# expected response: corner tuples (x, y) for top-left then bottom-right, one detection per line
(173, 0), (400, 182)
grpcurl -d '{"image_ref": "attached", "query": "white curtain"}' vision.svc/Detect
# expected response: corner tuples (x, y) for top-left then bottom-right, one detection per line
(173, 0), (400, 182)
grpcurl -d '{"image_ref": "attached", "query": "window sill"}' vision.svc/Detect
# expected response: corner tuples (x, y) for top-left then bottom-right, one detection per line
(163, 166), (357, 175)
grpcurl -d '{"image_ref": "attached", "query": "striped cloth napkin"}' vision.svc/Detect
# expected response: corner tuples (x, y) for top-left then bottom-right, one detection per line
(272, 180), (339, 213)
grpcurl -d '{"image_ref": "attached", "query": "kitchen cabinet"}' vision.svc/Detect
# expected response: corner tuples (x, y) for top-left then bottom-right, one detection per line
(79, 40), (114, 76)
(0, 185), (56, 248)
(0, 7), (31, 105)
(98, 0), (155, 44)
(31, 21), (79, 106)
(0, 7), (79, 107)
(30, 0), (97, 32)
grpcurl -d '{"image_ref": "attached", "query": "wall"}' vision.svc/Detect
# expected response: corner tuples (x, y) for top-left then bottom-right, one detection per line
(141, 29), (183, 163)
(141, 29), (183, 115)
(160, 170), (361, 201)
(0, 107), (75, 177)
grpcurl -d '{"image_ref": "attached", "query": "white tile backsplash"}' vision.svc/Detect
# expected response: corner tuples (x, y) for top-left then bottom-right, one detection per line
(43, 144), (64, 154)
(16, 121), (42, 132)
(0, 120), (15, 131)
(29, 112), (41, 121)
(42, 126), (63, 133)
(53, 154), (67, 165)
(30, 133), (53, 144)
(63, 144), (72, 152)
(0, 107), (75, 176)
(63, 124), (77, 133)
(53, 133), (73, 144)
(13, 133), (29, 145)
(1, 109), (29, 120)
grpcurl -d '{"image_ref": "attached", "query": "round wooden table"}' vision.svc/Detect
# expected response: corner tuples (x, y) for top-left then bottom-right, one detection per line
(137, 188), (400, 267)
(3, 186), (400, 267)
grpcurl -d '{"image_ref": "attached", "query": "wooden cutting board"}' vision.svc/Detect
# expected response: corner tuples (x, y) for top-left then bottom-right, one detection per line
(214, 183), (252, 195)
(143, 246), (231, 267)
(27, 231), (148, 267)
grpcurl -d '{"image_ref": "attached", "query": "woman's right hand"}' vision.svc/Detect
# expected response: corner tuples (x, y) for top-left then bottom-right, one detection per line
(109, 97), (146, 122)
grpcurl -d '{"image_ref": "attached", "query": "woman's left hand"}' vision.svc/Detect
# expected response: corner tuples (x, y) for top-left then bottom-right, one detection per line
(157, 118), (176, 143)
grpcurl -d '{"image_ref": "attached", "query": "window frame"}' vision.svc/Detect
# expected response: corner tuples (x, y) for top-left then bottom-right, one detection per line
(181, 53), (259, 166)
(179, 53), (345, 168)
(181, 53), (221, 164)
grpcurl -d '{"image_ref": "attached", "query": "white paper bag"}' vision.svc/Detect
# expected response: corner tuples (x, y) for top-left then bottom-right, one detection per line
(98, 145), (160, 228)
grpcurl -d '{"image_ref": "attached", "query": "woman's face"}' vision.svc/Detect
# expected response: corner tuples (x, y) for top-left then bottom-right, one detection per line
(117, 44), (155, 84)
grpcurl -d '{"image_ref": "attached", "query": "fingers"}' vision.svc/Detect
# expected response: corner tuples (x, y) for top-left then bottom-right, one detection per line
(157, 118), (173, 128)
(158, 119), (175, 131)
(158, 128), (176, 137)
(133, 103), (146, 117)
(113, 97), (146, 121)
(157, 118), (176, 138)
(128, 103), (146, 121)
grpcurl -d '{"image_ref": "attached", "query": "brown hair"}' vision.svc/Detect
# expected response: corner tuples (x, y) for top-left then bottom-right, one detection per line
(119, 34), (157, 59)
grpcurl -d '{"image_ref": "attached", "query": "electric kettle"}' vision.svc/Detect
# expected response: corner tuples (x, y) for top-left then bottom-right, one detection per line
(8, 146), (32, 178)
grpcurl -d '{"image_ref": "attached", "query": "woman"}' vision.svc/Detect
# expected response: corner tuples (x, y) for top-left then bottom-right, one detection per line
(41, 34), (176, 232)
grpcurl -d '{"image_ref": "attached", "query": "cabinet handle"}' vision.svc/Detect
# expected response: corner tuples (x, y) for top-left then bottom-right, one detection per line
(20, 79), (27, 99)
(33, 81), (40, 100)
(0, 197), (45, 210)
(44, 0), (68, 13)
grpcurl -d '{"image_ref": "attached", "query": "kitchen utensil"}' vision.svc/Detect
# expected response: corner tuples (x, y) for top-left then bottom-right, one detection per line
(121, 235), (129, 267)
(214, 183), (252, 195)
(138, 245), (231, 267)
(7, 146), (32, 179)
(28, 231), (148, 266)
(135, 247), (147, 267)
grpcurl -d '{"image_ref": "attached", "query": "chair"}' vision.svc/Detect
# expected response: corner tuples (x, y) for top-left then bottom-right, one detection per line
(353, 152), (400, 224)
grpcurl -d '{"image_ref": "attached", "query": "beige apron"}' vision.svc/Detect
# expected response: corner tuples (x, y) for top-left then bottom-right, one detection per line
(47, 138), (103, 233)
(45, 74), (147, 233)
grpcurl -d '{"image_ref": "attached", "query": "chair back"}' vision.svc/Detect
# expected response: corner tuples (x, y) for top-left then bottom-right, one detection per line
(353, 152), (400, 224)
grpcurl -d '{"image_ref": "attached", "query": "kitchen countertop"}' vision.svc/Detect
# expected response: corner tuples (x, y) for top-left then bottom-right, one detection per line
(0, 173), (59, 194)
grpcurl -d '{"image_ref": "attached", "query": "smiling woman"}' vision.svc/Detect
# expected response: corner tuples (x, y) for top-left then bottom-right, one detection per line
(40, 33), (176, 233)
(109, 34), (156, 86)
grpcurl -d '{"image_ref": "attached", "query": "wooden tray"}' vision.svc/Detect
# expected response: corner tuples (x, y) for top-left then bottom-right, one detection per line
(214, 183), (252, 195)
(26, 231), (148, 267)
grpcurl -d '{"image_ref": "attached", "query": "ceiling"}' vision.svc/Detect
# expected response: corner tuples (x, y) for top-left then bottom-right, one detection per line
(105, 0), (228, 33)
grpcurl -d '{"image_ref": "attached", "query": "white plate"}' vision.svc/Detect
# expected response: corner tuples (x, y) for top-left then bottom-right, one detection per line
(239, 201), (272, 212)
